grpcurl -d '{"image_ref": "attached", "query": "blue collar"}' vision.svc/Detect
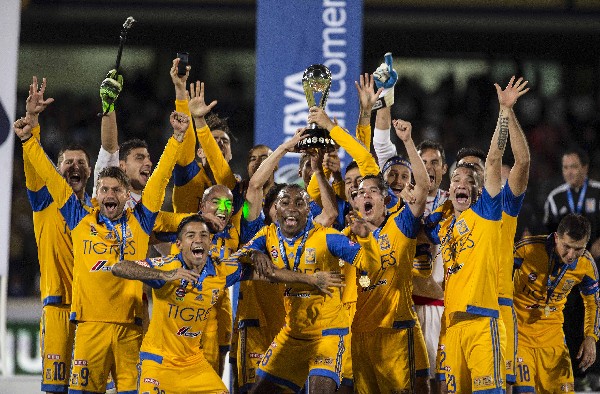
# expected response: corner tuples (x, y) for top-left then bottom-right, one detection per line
(275, 219), (314, 246)
(97, 211), (125, 227)
(213, 224), (233, 242)
(546, 233), (578, 271)
(83, 193), (93, 208)
(177, 252), (217, 276)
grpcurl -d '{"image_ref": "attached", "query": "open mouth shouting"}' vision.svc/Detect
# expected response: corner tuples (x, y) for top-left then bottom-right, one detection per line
(139, 168), (151, 184)
(363, 201), (374, 216)
(454, 188), (470, 205)
(67, 171), (82, 187)
(103, 199), (121, 218)
(191, 245), (205, 259)
(284, 216), (298, 227)
(350, 190), (358, 200)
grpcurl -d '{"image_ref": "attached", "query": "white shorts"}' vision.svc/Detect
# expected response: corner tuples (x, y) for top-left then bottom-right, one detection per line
(415, 303), (444, 379)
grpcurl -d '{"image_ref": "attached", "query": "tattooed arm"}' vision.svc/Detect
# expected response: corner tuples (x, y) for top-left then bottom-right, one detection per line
(112, 260), (200, 283)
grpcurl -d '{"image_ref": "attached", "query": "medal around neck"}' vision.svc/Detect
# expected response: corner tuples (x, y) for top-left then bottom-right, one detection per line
(359, 274), (371, 288)
(296, 64), (335, 152)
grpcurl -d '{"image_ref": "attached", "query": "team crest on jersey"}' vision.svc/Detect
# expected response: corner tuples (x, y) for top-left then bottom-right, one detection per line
(379, 234), (391, 250)
(586, 198), (596, 213)
(90, 260), (111, 272)
(175, 287), (186, 299)
(270, 246), (278, 259)
(305, 248), (316, 264)
(562, 279), (575, 292)
(528, 272), (537, 282)
(211, 289), (219, 305)
(455, 219), (469, 235)
(90, 224), (98, 236)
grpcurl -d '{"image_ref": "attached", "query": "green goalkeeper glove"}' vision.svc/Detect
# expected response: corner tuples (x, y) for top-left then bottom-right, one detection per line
(100, 69), (123, 114)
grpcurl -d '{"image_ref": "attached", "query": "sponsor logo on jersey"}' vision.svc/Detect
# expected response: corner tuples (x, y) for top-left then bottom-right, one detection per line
(283, 288), (311, 298)
(46, 354), (60, 360)
(90, 260), (111, 272)
(176, 326), (201, 338)
(360, 279), (388, 292)
(135, 260), (151, 268)
(528, 272), (537, 282)
(73, 359), (88, 366)
(456, 219), (469, 235)
(305, 248), (316, 264)
(249, 352), (263, 359)
(143, 378), (160, 386)
(175, 287), (186, 298)
(90, 224), (97, 236)
(446, 263), (463, 278)
(270, 245), (278, 259)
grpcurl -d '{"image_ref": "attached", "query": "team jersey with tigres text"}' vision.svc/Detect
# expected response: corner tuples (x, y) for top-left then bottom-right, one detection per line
(24, 124), (93, 306)
(432, 188), (502, 321)
(513, 234), (600, 347)
(347, 206), (427, 333)
(228, 220), (380, 339)
(140, 253), (246, 367)
(23, 134), (182, 324)
(498, 184), (525, 302)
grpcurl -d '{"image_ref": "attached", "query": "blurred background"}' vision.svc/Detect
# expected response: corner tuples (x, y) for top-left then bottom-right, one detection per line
(6, 0), (600, 379)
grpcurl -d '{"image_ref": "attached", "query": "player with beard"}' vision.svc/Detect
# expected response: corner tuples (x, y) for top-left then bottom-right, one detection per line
(343, 117), (431, 393)
(15, 109), (189, 394)
(512, 214), (599, 393)
(225, 184), (380, 393)
(111, 214), (344, 394)
(17, 77), (92, 393)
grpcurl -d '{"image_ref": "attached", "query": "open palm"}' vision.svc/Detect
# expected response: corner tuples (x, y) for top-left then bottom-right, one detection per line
(495, 76), (529, 109)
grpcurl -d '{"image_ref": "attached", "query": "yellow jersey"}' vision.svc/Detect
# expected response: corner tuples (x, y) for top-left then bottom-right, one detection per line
(498, 184), (525, 304)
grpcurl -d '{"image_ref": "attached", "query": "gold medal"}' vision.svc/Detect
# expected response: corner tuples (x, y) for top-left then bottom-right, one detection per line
(338, 259), (345, 267)
(359, 274), (371, 288)
(544, 305), (550, 317)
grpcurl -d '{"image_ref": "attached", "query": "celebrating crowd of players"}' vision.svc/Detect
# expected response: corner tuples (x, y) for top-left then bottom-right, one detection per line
(13, 53), (600, 394)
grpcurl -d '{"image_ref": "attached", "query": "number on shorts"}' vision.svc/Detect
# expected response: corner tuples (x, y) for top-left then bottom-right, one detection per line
(447, 374), (456, 393)
(80, 367), (89, 386)
(517, 364), (530, 382)
(153, 387), (165, 394)
(53, 361), (66, 381)
(261, 349), (273, 366)
(439, 350), (446, 370)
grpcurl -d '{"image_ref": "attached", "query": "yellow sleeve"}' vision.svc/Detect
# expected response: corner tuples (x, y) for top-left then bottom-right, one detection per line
(24, 125), (45, 192)
(22, 137), (73, 208)
(329, 125), (380, 177)
(307, 173), (322, 206)
(353, 233), (381, 274)
(355, 124), (372, 153)
(196, 124), (236, 190)
(154, 211), (195, 233)
(175, 99), (197, 167)
(216, 290), (233, 350)
(141, 137), (181, 213)
(332, 180), (345, 200)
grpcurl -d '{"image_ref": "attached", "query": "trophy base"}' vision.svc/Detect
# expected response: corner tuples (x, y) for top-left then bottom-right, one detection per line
(295, 127), (336, 152)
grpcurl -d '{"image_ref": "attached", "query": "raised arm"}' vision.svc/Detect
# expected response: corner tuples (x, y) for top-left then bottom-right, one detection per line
(188, 81), (236, 190)
(246, 130), (306, 221)
(355, 73), (383, 151)
(392, 119), (429, 217)
(485, 84), (512, 198)
(372, 53), (398, 168)
(494, 76), (530, 196)
(112, 259), (199, 283)
(310, 150), (338, 227)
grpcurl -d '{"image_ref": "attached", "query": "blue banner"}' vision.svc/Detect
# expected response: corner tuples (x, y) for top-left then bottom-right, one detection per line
(255, 0), (363, 184)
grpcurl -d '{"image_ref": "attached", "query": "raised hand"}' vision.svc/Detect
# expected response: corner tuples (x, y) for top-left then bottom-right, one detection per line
(99, 70), (123, 114)
(355, 73), (383, 112)
(400, 182), (416, 205)
(312, 271), (345, 296)
(494, 76), (529, 110)
(169, 111), (190, 142)
(282, 127), (309, 152)
(310, 149), (325, 172)
(392, 119), (412, 142)
(307, 106), (336, 131)
(26, 76), (54, 122)
(13, 117), (33, 141)
(348, 211), (371, 238)
(170, 58), (190, 99)
(323, 151), (341, 174)
(188, 81), (218, 119)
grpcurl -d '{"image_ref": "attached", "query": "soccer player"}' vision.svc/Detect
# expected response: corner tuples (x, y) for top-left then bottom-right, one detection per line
(15, 109), (189, 393)
(17, 77), (89, 394)
(512, 214), (599, 393)
(226, 184), (380, 393)
(111, 214), (344, 394)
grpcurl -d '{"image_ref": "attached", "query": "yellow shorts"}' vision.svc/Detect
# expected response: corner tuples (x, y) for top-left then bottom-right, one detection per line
(40, 304), (75, 392)
(500, 302), (517, 384)
(201, 326), (219, 373)
(69, 321), (142, 394)
(257, 328), (348, 392)
(341, 302), (356, 387)
(138, 352), (228, 394)
(436, 311), (448, 382)
(352, 323), (429, 393)
(236, 321), (276, 392)
(445, 315), (505, 393)
(513, 344), (574, 393)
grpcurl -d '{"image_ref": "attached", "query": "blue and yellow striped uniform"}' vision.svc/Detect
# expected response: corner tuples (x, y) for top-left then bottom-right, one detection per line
(228, 220), (379, 391)
(138, 253), (245, 393)
(513, 234), (600, 392)
(347, 206), (431, 392)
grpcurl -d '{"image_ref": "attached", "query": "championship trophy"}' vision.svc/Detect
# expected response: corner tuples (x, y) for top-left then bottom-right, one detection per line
(296, 64), (336, 152)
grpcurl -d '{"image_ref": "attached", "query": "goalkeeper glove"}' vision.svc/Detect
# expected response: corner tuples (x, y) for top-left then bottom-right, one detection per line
(372, 52), (397, 111)
(100, 69), (123, 114)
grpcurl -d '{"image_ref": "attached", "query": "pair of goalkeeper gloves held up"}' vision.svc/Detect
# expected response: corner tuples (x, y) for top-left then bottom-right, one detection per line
(99, 69), (123, 114)
(98, 52), (398, 115)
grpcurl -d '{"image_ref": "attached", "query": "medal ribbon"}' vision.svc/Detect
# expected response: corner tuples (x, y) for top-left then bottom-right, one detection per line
(566, 178), (588, 214)
(101, 214), (127, 261)
(544, 249), (569, 307)
(277, 222), (310, 272)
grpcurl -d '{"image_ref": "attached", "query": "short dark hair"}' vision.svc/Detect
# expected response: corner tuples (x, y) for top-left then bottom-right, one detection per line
(206, 113), (232, 138)
(360, 174), (388, 196)
(562, 147), (589, 167)
(176, 214), (208, 240)
(557, 214), (591, 242)
(249, 144), (271, 157)
(277, 183), (308, 203)
(345, 160), (359, 175)
(119, 139), (148, 162)
(417, 140), (446, 164)
(58, 144), (91, 167)
(96, 166), (130, 190)
(456, 147), (486, 164)
(263, 183), (286, 225)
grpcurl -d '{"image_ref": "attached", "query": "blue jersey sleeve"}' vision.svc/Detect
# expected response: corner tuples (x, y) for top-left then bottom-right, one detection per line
(326, 233), (361, 264)
(502, 183), (525, 218)
(173, 161), (201, 187)
(27, 186), (54, 212)
(241, 213), (266, 245)
(472, 187), (502, 221)
(133, 202), (159, 236)
(59, 194), (92, 231)
(394, 207), (420, 239)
